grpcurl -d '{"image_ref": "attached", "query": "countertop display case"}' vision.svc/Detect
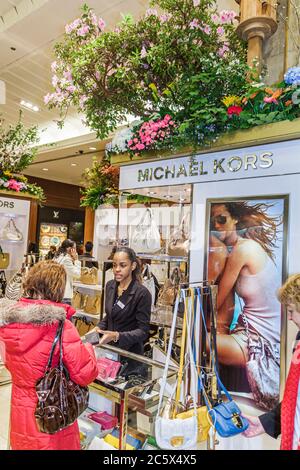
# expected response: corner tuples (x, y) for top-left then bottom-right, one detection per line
(89, 344), (178, 450)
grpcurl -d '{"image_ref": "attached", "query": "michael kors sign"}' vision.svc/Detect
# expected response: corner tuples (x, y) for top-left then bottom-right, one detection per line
(119, 140), (300, 190)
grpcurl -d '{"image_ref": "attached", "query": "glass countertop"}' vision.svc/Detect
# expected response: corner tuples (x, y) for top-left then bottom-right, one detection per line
(92, 344), (178, 395)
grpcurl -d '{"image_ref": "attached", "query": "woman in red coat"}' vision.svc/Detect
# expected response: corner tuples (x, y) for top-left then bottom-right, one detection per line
(0, 261), (98, 450)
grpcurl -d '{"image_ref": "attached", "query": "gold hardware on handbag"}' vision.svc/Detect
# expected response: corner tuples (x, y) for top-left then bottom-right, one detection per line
(80, 267), (98, 285)
(0, 246), (9, 269)
(84, 295), (101, 315)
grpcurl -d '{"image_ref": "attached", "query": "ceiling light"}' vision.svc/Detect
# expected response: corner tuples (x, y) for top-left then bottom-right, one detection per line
(42, 168), (49, 171)
(71, 163), (77, 167)
(165, 195), (173, 198)
(20, 100), (39, 112)
(147, 191), (157, 195)
(89, 147), (97, 151)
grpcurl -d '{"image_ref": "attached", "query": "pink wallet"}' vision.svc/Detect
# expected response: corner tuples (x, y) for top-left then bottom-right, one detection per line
(87, 411), (118, 430)
(97, 357), (121, 381)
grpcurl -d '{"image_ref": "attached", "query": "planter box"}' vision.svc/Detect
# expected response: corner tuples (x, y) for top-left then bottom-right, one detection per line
(111, 118), (300, 166)
(0, 189), (40, 200)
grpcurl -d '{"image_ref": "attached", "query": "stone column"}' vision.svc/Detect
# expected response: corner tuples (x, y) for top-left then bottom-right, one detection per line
(235, 0), (278, 72)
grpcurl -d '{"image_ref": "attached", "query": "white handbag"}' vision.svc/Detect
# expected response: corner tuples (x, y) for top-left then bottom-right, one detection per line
(142, 264), (156, 308)
(1, 218), (23, 242)
(155, 293), (198, 450)
(129, 208), (161, 254)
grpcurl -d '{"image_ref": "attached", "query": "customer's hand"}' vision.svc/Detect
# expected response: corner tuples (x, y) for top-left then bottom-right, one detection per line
(70, 247), (78, 261)
(242, 414), (265, 438)
(97, 329), (119, 345)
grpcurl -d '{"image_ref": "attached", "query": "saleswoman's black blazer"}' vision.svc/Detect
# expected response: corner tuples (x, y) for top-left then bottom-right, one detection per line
(98, 279), (151, 355)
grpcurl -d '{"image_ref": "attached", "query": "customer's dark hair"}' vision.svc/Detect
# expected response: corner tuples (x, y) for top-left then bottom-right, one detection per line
(55, 239), (76, 257)
(85, 241), (93, 253)
(113, 247), (142, 283)
(23, 261), (66, 302)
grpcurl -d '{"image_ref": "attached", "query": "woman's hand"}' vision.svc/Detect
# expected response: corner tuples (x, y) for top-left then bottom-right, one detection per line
(70, 247), (78, 261)
(97, 328), (119, 345)
(242, 415), (265, 438)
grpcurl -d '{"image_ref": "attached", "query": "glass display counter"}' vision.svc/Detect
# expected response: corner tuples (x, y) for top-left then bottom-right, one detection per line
(90, 344), (178, 450)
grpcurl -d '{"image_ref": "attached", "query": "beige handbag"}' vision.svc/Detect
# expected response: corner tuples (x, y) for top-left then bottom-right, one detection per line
(84, 295), (101, 315)
(80, 267), (98, 285)
(74, 317), (95, 337)
(0, 246), (9, 269)
(157, 267), (185, 307)
(72, 291), (83, 310)
(167, 214), (190, 257)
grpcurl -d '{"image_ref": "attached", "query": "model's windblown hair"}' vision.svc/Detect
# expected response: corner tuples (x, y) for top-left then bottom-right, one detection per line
(220, 201), (283, 262)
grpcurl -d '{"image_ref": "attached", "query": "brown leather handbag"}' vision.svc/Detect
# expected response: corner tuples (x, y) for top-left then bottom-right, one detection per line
(157, 267), (185, 307)
(35, 321), (89, 434)
(167, 213), (190, 257)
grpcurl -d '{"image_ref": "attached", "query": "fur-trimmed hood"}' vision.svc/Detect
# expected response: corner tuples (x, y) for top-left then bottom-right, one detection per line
(0, 298), (66, 326)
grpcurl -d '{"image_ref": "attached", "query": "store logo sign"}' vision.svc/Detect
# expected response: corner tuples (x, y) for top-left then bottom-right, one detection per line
(137, 152), (274, 183)
(53, 211), (59, 219)
(0, 200), (14, 209)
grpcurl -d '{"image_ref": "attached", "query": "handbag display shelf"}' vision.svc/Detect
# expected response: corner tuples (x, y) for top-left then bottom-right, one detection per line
(89, 343), (178, 450)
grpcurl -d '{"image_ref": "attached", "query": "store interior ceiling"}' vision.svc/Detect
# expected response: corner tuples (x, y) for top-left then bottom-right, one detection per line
(0, 0), (236, 187)
(124, 184), (193, 204)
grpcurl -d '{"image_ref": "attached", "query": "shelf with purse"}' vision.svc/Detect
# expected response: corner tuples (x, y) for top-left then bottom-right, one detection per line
(89, 343), (178, 450)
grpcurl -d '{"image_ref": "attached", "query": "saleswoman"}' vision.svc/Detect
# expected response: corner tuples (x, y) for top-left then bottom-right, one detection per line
(96, 247), (151, 355)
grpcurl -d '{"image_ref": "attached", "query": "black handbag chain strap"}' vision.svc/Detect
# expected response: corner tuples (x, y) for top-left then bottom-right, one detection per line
(45, 320), (64, 373)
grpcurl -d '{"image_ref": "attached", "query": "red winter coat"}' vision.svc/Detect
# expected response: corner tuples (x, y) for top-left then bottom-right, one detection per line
(0, 298), (98, 450)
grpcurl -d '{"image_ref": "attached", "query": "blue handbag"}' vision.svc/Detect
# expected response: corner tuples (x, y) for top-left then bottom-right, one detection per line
(195, 288), (249, 438)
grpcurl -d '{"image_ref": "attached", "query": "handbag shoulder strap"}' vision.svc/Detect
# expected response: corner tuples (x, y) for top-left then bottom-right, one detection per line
(196, 288), (232, 405)
(45, 320), (64, 372)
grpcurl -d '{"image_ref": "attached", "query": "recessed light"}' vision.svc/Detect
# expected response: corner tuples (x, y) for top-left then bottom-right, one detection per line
(165, 195), (173, 198)
(20, 100), (39, 112)
(147, 191), (157, 195)
(71, 163), (77, 167)
(42, 168), (49, 171)
(89, 147), (97, 151)
(10, 47), (16, 51)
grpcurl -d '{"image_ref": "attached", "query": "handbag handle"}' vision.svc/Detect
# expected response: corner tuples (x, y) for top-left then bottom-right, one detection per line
(45, 321), (64, 373)
(139, 208), (153, 227)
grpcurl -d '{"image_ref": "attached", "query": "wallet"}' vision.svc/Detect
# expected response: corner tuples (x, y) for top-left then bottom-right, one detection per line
(97, 357), (121, 381)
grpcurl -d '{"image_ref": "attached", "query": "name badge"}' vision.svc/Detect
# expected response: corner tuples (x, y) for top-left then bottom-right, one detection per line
(117, 300), (125, 309)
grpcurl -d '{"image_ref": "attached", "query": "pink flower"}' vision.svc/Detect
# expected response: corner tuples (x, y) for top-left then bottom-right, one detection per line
(211, 14), (219, 24)
(218, 43), (230, 57)
(98, 18), (106, 31)
(202, 24), (211, 35)
(64, 70), (73, 82)
(165, 114), (171, 121)
(77, 25), (90, 37)
(52, 75), (59, 87)
(65, 18), (81, 34)
(146, 9), (158, 17)
(193, 0), (200, 6)
(8, 180), (21, 192)
(217, 26), (225, 36)
(189, 19), (200, 29)
(160, 13), (171, 23)
(264, 96), (278, 104)
(66, 85), (76, 93)
(95, 71), (101, 81)
(220, 10), (236, 24)
(51, 61), (58, 72)
(44, 93), (53, 105)
(133, 138), (138, 143)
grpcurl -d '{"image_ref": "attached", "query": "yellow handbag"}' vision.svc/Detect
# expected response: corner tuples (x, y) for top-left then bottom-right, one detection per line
(84, 295), (101, 315)
(176, 406), (211, 442)
(0, 246), (9, 269)
(72, 291), (83, 309)
(80, 267), (98, 285)
(74, 317), (95, 336)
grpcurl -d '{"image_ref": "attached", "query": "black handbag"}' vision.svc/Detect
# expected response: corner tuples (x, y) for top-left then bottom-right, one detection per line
(35, 321), (89, 434)
(0, 270), (7, 298)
